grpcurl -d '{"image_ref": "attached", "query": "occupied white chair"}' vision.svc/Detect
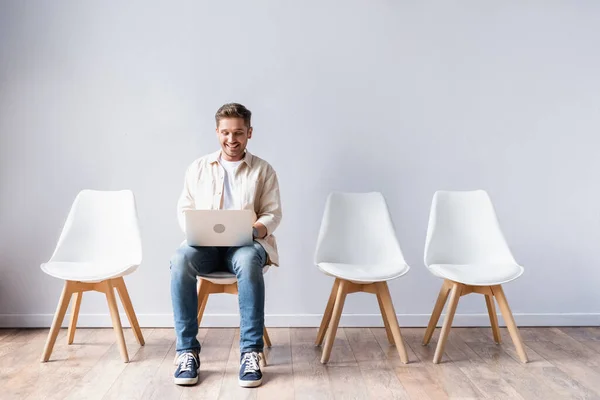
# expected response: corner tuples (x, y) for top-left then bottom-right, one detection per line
(422, 190), (528, 364)
(196, 268), (272, 366)
(40, 190), (145, 363)
(314, 192), (410, 364)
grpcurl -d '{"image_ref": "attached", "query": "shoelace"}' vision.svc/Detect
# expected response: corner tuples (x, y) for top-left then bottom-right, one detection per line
(241, 352), (260, 375)
(176, 352), (198, 373)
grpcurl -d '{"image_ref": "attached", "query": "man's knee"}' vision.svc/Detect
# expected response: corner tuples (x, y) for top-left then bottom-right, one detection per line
(231, 245), (266, 278)
(170, 247), (193, 276)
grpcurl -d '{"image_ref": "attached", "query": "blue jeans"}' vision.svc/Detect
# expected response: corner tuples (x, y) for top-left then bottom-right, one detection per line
(170, 241), (267, 354)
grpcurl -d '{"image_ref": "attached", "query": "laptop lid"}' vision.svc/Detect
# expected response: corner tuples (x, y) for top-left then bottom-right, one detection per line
(184, 209), (254, 247)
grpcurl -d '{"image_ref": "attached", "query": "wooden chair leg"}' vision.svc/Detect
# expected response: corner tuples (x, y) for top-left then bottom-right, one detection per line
(41, 281), (73, 362)
(376, 282), (409, 364)
(259, 351), (267, 368)
(376, 289), (394, 344)
(321, 280), (348, 364)
(263, 327), (272, 348)
(104, 280), (129, 363)
(491, 285), (528, 363)
(67, 291), (82, 345)
(485, 293), (501, 344)
(114, 277), (145, 346)
(196, 279), (210, 326)
(315, 279), (340, 346)
(433, 281), (462, 364)
(423, 280), (451, 346)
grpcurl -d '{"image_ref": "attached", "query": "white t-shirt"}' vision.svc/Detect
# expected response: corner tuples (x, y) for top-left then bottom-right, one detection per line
(218, 156), (243, 210)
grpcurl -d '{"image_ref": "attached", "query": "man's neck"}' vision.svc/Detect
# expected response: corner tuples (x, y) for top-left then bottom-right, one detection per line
(220, 151), (245, 162)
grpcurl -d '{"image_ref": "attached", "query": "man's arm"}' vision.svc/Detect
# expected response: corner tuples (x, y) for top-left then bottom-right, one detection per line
(176, 163), (197, 233)
(253, 169), (282, 238)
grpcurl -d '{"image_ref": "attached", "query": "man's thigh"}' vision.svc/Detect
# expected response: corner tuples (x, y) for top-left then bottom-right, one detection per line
(223, 242), (267, 274)
(173, 244), (224, 275)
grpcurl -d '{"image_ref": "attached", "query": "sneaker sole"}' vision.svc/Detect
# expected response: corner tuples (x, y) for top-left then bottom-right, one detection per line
(238, 377), (263, 388)
(174, 374), (199, 386)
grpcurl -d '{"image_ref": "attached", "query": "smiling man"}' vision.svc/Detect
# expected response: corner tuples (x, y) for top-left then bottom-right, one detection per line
(170, 103), (282, 388)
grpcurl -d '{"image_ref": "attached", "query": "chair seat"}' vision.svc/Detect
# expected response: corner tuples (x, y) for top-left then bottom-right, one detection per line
(41, 262), (139, 283)
(427, 263), (524, 286)
(198, 265), (271, 284)
(316, 262), (409, 283)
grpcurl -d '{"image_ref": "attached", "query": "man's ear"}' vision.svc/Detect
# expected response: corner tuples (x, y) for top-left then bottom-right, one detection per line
(247, 127), (253, 139)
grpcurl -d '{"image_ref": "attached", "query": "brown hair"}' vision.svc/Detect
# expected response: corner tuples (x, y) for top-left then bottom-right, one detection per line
(215, 103), (252, 128)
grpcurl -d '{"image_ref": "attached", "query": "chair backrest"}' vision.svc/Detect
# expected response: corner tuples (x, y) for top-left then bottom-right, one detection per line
(424, 190), (516, 266)
(49, 190), (142, 265)
(314, 192), (406, 265)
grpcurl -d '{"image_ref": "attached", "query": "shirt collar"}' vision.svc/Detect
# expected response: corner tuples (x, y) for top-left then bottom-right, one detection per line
(208, 149), (253, 167)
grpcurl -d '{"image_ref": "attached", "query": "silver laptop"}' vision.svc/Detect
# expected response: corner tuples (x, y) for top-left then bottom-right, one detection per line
(185, 209), (255, 247)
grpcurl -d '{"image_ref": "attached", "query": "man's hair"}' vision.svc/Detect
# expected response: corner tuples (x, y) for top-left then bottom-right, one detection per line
(215, 103), (252, 128)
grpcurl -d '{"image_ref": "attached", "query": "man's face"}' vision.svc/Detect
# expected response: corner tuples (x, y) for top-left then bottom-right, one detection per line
(216, 117), (252, 161)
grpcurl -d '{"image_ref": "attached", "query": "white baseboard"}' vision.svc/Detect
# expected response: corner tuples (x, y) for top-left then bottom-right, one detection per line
(0, 313), (598, 328)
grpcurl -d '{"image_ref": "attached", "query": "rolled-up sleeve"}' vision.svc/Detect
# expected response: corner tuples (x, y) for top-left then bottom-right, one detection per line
(256, 169), (282, 236)
(177, 163), (197, 233)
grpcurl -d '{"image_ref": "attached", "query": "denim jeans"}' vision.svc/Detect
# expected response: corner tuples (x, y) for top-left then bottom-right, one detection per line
(170, 241), (267, 354)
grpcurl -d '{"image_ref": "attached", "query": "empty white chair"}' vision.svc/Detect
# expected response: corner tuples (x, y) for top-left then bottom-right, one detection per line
(314, 192), (410, 364)
(40, 190), (145, 363)
(422, 190), (528, 364)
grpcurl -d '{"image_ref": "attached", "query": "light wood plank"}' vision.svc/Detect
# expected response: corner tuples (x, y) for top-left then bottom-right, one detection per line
(345, 328), (385, 363)
(327, 365), (369, 400)
(2, 329), (85, 399)
(257, 328), (294, 400)
(394, 367), (449, 400)
(445, 332), (524, 399)
(371, 328), (421, 366)
(181, 328), (235, 400)
(140, 339), (183, 400)
(291, 328), (335, 400)
(25, 329), (117, 400)
(465, 341), (562, 400)
(217, 329), (257, 400)
(476, 328), (552, 367)
(358, 361), (410, 400)
(560, 327), (600, 343)
(409, 335), (482, 399)
(0, 329), (18, 342)
(3, 327), (600, 399)
(102, 329), (174, 400)
(65, 329), (152, 400)
(527, 340), (600, 397)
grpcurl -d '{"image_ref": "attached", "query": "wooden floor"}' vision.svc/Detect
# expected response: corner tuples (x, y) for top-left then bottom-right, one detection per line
(1, 327), (600, 399)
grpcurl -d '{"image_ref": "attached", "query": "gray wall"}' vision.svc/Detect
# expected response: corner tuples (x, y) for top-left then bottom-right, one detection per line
(1, 1), (599, 328)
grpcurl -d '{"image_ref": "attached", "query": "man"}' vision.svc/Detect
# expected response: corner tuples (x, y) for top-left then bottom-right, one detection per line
(170, 103), (282, 388)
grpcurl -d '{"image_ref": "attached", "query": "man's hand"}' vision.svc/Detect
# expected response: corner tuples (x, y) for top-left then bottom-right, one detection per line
(252, 222), (268, 239)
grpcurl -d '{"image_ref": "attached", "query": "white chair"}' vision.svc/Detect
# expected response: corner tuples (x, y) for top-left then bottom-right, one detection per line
(314, 192), (410, 364)
(40, 190), (145, 363)
(196, 268), (272, 366)
(422, 190), (528, 364)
